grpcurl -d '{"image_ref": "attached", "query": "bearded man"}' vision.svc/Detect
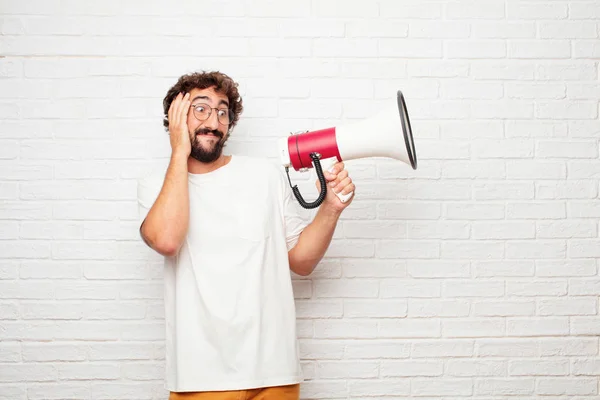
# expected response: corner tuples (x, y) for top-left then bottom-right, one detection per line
(137, 71), (355, 400)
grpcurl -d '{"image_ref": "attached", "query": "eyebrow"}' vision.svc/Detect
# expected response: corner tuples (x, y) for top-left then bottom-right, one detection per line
(191, 95), (229, 108)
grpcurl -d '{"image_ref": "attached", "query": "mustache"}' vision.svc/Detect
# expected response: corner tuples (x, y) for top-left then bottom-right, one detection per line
(195, 128), (223, 139)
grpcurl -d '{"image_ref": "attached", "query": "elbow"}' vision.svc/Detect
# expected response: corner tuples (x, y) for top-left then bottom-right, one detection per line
(150, 235), (183, 257)
(141, 224), (182, 257)
(294, 268), (313, 277)
(289, 260), (316, 277)
(288, 247), (319, 276)
(156, 241), (181, 257)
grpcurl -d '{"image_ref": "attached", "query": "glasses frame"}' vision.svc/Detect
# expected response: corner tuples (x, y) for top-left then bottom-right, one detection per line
(190, 103), (231, 126)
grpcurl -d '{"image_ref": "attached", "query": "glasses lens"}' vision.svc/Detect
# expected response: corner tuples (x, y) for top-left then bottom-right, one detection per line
(193, 104), (210, 121)
(217, 109), (230, 125)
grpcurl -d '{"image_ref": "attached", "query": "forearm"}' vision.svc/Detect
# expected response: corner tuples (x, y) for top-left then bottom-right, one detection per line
(288, 206), (341, 276)
(141, 151), (190, 256)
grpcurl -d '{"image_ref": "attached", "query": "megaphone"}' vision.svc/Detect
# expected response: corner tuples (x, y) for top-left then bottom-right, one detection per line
(278, 90), (417, 209)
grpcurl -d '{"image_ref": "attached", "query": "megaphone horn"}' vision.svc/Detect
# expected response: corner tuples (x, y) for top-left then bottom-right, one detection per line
(279, 90), (417, 209)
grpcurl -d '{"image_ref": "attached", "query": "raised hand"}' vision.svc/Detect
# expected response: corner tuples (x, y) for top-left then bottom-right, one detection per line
(168, 92), (192, 157)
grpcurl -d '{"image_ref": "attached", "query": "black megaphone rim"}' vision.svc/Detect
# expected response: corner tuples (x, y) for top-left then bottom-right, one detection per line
(396, 90), (417, 170)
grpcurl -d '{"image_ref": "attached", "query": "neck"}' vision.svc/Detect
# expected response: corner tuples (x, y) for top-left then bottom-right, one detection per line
(187, 154), (231, 174)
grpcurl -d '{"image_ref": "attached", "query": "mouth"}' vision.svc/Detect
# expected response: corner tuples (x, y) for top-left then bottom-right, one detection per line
(195, 130), (222, 140)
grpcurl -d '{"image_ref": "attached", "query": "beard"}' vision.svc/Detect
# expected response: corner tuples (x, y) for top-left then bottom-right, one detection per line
(190, 128), (229, 163)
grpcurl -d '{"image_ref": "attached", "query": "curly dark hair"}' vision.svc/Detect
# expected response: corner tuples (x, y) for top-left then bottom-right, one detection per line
(162, 70), (243, 132)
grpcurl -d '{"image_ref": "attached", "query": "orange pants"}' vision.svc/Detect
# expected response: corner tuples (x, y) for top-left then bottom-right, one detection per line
(168, 383), (300, 400)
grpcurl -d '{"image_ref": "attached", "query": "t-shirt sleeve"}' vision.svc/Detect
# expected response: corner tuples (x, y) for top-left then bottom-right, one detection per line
(281, 170), (309, 251)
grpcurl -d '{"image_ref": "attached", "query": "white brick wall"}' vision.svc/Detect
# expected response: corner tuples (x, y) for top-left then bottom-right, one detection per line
(1, 0), (599, 399)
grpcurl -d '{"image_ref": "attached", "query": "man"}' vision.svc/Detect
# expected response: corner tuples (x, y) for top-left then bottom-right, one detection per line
(137, 71), (355, 399)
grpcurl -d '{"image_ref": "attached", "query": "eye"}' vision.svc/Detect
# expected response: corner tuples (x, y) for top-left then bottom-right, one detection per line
(217, 109), (229, 117)
(194, 105), (206, 113)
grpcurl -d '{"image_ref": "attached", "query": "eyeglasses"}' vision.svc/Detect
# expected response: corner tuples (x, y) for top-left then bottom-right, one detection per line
(191, 103), (231, 126)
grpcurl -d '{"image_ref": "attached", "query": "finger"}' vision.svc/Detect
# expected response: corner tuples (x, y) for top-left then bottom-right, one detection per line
(333, 177), (352, 193)
(330, 162), (345, 174)
(335, 169), (349, 182)
(330, 170), (349, 188)
(180, 93), (190, 124)
(174, 92), (186, 125)
(324, 170), (336, 182)
(327, 162), (346, 182)
(170, 93), (182, 128)
(168, 94), (177, 126)
(339, 182), (355, 196)
(176, 92), (188, 119)
(173, 92), (183, 116)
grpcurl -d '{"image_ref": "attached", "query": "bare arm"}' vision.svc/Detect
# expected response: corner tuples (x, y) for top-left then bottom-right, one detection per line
(140, 92), (192, 257)
(140, 151), (190, 257)
(288, 162), (355, 276)
(288, 206), (341, 276)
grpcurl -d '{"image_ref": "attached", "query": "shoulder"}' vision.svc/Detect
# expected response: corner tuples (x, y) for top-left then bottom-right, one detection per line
(232, 155), (289, 201)
(233, 155), (285, 181)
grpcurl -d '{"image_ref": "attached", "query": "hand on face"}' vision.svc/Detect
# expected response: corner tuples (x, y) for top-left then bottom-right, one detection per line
(168, 92), (192, 157)
(316, 161), (355, 213)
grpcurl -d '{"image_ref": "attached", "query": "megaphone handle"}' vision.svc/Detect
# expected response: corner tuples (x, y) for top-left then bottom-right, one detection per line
(322, 157), (353, 204)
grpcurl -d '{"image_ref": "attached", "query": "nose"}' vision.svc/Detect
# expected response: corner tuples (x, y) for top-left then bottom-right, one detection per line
(203, 110), (219, 130)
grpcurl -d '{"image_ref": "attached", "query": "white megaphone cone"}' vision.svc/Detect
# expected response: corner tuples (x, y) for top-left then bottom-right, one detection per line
(279, 90), (417, 209)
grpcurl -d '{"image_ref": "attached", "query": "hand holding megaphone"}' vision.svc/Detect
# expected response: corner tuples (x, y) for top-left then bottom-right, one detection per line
(321, 157), (354, 204)
(279, 90), (417, 209)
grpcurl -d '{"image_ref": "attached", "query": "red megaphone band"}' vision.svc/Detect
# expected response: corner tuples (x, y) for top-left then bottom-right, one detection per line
(287, 127), (342, 170)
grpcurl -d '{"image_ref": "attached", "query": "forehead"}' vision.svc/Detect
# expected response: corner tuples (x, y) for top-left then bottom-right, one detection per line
(188, 86), (229, 105)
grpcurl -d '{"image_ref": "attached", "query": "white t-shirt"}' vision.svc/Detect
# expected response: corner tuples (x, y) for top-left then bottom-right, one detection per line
(137, 155), (308, 392)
